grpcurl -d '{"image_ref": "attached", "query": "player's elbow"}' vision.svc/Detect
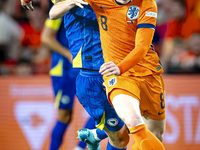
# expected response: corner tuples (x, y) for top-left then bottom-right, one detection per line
(137, 45), (149, 58)
(49, 11), (56, 20)
(49, 9), (59, 20)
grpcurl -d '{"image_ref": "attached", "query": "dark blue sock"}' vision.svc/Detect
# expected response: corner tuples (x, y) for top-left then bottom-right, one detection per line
(78, 117), (96, 148)
(96, 128), (108, 140)
(50, 120), (68, 150)
(107, 140), (127, 150)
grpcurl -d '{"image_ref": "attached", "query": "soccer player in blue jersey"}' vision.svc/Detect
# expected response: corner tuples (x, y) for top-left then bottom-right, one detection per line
(41, 1), (99, 150)
(21, 0), (129, 150)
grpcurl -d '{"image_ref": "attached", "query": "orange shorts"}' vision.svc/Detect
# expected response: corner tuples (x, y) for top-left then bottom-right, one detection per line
(103, 74), (165, 120)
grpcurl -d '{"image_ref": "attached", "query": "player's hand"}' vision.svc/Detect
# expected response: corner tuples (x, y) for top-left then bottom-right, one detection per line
(71, 0), (88, 8)
(99, 61), (120, 77)
(21, 0), (34, 11)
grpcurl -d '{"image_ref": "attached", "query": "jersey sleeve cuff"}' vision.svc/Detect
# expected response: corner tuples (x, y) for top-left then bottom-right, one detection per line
(137, 23), (155, 30)
(118, 65), (124, 75)
(45, 18), (62, 31)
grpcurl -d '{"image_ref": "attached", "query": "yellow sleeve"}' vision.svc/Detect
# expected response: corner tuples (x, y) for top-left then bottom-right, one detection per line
(51, 0), (56, 4)
(45, 18), (62, 31)
(51, 0), (65, 4)
(51, 0), (58, 4)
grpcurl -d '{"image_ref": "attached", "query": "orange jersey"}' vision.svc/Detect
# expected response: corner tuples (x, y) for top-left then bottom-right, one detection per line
(87, 0), (164, 76)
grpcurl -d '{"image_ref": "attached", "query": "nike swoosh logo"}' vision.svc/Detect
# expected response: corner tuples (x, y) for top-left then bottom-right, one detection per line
(158, 111), (165, 115)
(100, 6), (110, 9)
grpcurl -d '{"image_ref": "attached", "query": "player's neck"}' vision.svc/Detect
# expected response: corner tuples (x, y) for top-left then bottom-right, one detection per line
(115, 0), (132, 5)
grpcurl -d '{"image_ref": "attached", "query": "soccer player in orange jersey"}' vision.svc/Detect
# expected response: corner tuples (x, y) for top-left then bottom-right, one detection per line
(50, 0), (166, 150)
(96, 1), (165, 149)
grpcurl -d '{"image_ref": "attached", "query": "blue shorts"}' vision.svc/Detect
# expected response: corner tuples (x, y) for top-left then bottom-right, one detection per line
(76, 70), (124, 132)
(51, 61), (80, 110)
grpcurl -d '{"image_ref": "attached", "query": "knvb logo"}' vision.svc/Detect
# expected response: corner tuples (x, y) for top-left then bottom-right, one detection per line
(108, 77), (117, 87)
(127, 6), (139, 20)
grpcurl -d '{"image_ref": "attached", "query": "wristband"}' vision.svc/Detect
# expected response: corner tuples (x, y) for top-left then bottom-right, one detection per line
(23, 0), (32, 2)
(117, 65), (123, 75)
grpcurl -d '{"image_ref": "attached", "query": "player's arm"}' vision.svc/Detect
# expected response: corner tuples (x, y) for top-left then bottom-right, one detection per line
(117, 28), (154, 74)
(41, 18), (72, 62)
(100, 28), (154, 76)
(21, 0), (34, 11)
(49, 0), (88, 20)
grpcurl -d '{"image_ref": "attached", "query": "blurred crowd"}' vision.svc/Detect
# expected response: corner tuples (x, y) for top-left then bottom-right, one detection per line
(0, 0), (200, 76)
(155, 0), (200, 74)
(0, 0), (49, 76)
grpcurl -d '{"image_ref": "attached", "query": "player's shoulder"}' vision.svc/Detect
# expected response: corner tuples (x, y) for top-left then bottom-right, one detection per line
(141, 0), (156, 3)
(140, 0), (157, 11)
(87, 0), (113, 8)
(140, 0), (156, 7)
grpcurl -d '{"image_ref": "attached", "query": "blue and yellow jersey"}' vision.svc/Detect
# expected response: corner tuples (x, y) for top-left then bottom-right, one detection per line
(51, 0), (104, 70)
(45, 17), (72, 76)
